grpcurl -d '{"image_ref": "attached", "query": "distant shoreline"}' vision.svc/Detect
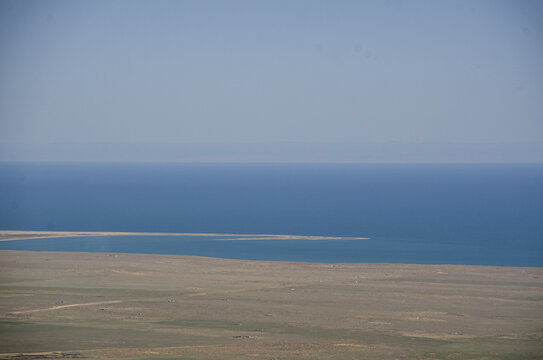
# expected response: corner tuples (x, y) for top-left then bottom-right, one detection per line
(0, 230), (369, 242)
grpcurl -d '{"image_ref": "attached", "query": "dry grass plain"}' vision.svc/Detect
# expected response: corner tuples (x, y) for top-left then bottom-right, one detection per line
(1, 250), (542, 360)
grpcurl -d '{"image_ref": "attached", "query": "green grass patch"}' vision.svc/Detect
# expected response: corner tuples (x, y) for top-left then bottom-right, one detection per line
(0, 320), (218, 353)
(159, 319), (449, 346)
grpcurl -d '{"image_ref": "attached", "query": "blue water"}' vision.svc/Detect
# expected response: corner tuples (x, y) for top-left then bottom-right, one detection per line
(0, 162), (542, 266)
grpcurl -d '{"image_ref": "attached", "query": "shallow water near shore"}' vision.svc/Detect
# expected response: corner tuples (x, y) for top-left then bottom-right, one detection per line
(0, 163), (542, 266)
(0, 234), (541, 266)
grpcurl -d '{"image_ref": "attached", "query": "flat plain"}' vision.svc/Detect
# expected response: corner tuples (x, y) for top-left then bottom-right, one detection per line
(1, 250), (542, 360)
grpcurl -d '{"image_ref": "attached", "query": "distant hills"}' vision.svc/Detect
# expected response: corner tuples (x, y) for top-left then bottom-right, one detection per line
(1, 142), (542, 163)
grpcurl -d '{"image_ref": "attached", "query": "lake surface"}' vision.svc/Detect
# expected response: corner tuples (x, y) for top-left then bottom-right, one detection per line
(0, 163), (542, 266)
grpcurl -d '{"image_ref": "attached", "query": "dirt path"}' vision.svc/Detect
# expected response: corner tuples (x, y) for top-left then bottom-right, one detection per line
(7, 285), (294, 315)
(8, 299), (133, 314)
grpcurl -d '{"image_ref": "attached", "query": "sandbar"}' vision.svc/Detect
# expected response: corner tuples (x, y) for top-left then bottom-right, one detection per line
(0, 230), (369, 242)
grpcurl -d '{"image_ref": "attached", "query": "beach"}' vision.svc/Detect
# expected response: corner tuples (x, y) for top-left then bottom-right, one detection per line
(1, 249), (542, 359)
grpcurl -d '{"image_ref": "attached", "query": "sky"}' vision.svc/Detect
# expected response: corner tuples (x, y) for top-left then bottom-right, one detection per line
(0, 0), (542, 161)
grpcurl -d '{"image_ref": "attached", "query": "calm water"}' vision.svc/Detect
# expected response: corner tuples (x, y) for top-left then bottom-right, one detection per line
(0, 162), (542, 266)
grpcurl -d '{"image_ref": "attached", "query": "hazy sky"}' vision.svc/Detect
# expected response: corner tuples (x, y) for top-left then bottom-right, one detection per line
(1, 0), (542, 146)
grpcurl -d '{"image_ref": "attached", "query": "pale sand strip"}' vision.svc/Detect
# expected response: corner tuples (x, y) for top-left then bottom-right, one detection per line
(0, 230), (369, 242)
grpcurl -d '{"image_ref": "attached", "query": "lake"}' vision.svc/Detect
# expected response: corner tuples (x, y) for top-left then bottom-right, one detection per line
(0, 163), (542, 266)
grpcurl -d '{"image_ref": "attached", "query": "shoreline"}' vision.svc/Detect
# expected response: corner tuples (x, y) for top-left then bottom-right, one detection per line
(0, 249), (541, 270)
(1, 231), (540, 268)
(0, 230), (369, 242)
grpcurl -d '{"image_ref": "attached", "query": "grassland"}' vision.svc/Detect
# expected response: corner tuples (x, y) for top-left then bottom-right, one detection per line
(1, 250), (542, 359)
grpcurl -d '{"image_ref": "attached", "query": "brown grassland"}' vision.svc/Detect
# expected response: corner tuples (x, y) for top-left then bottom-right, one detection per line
(0, 247), (542, 359)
